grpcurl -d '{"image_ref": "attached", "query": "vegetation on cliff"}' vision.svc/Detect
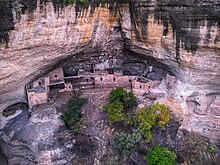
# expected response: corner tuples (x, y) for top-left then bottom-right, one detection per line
(104, 87), (171, 142)
(112, 129), (143, 157)
(104, 87), (137, 124)
(145, 144), (176, 165)
(64, 0), (86, 5)
(134, 102), (171, 142)
(60, 91), (88, 133)
(109, 87), (137, 109)
(102, 87), (175, 164)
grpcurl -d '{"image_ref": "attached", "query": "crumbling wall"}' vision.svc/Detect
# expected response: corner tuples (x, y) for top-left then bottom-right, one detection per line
(27, 91), (47, 107)
(49, 67), (64, 80)
(132, 79), (161, 95)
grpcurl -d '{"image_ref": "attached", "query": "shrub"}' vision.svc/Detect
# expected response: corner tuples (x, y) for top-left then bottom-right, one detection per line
(109, 87), (126, 103)
(145, 144), (176, 165)
(112, 129), (143, 157)
(134, 105), (157, 142)
(60, 91), (88, 133)
(104, 100), (124, 125)
(152, 102), (171, 128)
(124, 92), (137, 108)
(134, 103), (171, 142)
(109, 87), (137, 108)
(64, 0), (86, 5)
(104, 87), (137, 124)
(123, 114), (134, 126)
(208, 144), (214, 153)
(68, 91), (88, 110)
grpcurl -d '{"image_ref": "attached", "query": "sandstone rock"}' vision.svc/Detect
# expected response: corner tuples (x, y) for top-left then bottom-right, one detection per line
(0, 105), (75, 165)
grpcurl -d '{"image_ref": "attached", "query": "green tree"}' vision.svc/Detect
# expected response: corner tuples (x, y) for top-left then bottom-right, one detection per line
(113, 129), (143, 157)
(109, 87), (126, 103)
(64, 0), (86, 5)
(134, 105), (157, 142)
(152, 102), (171, 128)
(109, 87), (137, 108)
(124, 92), (137, 108)
(134, 103), (171, 142)
(104, 87), (137, 124)
(104, 100), (124, 124)
(145, 144), (176, 165)
(60, 91), (88, 133)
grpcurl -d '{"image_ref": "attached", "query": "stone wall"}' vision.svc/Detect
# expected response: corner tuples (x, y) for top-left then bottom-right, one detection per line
(48, 67), (64, 80)
(27, 91), (47, 107)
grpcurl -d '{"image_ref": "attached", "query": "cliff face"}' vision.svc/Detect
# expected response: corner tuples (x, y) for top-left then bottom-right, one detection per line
(0, 0), (124, 110)
(123, 0), (220, 84)
(0, 0), (220, 138)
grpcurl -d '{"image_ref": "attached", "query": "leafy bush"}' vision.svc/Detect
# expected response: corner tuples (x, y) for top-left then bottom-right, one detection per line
(64, 0), (86, 5)
(145, 144), (176, 165)
(104, 100), (124, 124)
(124, 92), (138, 108)
(208, 144), (214, 153)
(104, 87), (137, 124)
(60, 91), (88, 133)
(109, 87), (137, 108)
(151, 102), (171, 128)
(134, 105), (157, 142)
(112, 129), (143, 157)
(134, 102), (171, 142)
(109, 87), (126, 103)
(123, 114), (134, 126)
(67, 91), (88, 110)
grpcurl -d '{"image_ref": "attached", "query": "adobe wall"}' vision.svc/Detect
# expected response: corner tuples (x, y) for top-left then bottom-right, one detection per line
(64, 83), (73, 92)
(49, 67), (64, 80)
(94, 74), (136, 88)
(27, 92), (48, 108)
(94, 74), (135, 83)
(33, 80), (41, 88)
(45, 77), (50, 93)
(132, 80), (160, 95)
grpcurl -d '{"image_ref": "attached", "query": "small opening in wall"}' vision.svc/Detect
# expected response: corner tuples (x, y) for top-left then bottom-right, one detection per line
(149, 86), (150, 89)
(55, 75), (57, 78)
(113, 78), (116, 82)
(168, 82), (169, 85)
(38, 81), (42, 86)
(69, 86), (71, 88)
(129, 79), (131, 82)
(100, 78), (103, 81)
(140, 85), (142, 89)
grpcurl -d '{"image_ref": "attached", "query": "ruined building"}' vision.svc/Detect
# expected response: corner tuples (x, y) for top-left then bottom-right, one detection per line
(26, 65), (173, 108)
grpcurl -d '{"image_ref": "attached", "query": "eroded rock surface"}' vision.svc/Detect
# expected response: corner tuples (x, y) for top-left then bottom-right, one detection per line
(0, 103), (78, 165)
